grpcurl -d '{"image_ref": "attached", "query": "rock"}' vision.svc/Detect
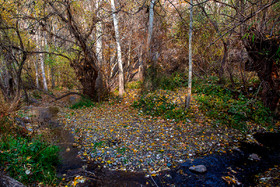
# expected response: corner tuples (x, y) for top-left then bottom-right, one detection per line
(0, 173), (26, 187)
(248, 153), (261, 161)
(22, 117), (31, 123)
(69, 96), (79, 105)
(189, 165), (207, 173)
(73, 143), (78, 147)
(15, 117), (25, 127)
(26, 106), (60, 124)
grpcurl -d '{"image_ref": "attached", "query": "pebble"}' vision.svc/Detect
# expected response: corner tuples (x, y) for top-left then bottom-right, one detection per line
(248, 153), (261, 161)
(189, 165), (207, 173)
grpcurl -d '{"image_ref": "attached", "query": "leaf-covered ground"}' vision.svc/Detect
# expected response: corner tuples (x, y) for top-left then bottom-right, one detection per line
(57, 89), (261, 174)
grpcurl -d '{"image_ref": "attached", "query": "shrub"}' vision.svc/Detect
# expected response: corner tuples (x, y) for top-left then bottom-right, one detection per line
(0, 135), (60, 185)
(143, 65), (188, 91)
(132, 94), (188, 122)
(70, 97), (95, 109)
(126, 81), (142, 89)
(194, 83), (273, 131)
(157, 72), (188, 91)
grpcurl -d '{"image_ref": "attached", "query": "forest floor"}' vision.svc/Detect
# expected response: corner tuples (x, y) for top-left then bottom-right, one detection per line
(13, 87), (279, 186)
(58, 89), (242, 172)
(50, 88), (279, 186)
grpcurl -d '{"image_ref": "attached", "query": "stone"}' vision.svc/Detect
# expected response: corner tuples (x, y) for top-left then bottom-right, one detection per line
(72, 143), (78, 147)
(248, 153), (261, 161)
(69, 96), (78, 105)
(189, 165), (207, 173)
(0, 173), (25, 187)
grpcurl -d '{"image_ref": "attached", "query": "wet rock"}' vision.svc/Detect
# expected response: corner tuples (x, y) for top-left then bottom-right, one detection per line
(189, 165), (207, 173)
(248, 153), (261, 161)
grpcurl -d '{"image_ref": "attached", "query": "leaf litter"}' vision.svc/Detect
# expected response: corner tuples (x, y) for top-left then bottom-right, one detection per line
(57, 89), (254, 175)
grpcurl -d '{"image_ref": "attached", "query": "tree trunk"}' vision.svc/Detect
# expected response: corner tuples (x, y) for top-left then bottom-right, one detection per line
(138, 45), (144, 81)
(185, 0), (193, 109)
(147, 0), (156, 55)
(48, 0), (102, 100)
(243, 31), (280, 112)
(38, 30), (48, 91)
(71, 59), (98, 100)
(34, 60), (40, 89)
(144, 0), (157, 91)
(96, 0), (103, 66)
(51, 66), (55, 89)
(110, 0), (125, 97)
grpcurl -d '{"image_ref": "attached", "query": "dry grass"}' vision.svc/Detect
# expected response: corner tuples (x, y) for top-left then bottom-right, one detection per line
(0, 93), (21, 117)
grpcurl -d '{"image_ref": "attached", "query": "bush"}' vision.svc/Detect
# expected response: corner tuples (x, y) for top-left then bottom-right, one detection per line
(70, 97), (95, 109)
(194, 83), (273, 130)
(126, 81), (142, 89)
(132, 94), (188, 122)
(143, 65), (188, 91)
(157, 72), (188, 91)
(0, 135), (60, 185)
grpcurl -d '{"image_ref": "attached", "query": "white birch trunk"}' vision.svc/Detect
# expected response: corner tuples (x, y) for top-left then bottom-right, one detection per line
(110, 0), (125, 97)
(138, 45), (144, 81)
(39, 30), (48, 91)
(34, 56), (40, 89)
(96, 0), (103, 66)
(51, 24), (56, 89)
(147, 0), (156, 54)
(185, 0), (193, 109)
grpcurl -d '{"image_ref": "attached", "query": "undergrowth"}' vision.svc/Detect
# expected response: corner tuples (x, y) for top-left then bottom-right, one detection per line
(132, 94), (189, 122)
(135, 73), (274, 131)
(70, 97), (95, 109)
(126, 81), (142, 89)
(0, 116), (60, 185)
(194, 83), (273, 131)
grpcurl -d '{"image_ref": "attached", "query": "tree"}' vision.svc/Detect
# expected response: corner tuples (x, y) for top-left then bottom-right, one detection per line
(38, 29), (48, 91)
(185, 0), (193, 109)
(147, 0), (156, 55)
(110, 0), (125, 97)
(0, 0), (29, 109)
(46, 0), (102, 100)
(96, 0), (103, 66)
